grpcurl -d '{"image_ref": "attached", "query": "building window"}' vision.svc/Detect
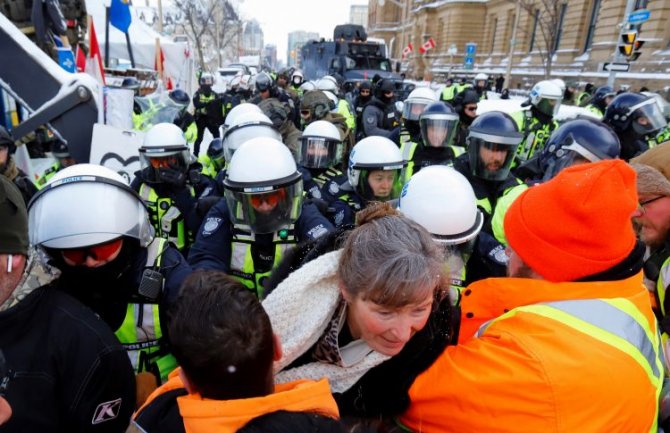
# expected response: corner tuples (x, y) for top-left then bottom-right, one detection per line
(490, 17), (498, 54)
(529, 9), (539, 53)
(634, 0), (648, 9)
(583, 0), (601, 52)
(552, 3), (568, 53)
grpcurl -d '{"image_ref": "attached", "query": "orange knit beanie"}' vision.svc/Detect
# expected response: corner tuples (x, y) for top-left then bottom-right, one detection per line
(504, 159), (638, 282)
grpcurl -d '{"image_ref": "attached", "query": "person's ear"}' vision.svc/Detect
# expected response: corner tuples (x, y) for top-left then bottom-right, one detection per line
(272, 333), (283, 362)
(339, 280), (353, 303)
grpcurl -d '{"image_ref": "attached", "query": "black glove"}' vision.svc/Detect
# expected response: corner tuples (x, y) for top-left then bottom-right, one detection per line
(157, 169), (186, 187)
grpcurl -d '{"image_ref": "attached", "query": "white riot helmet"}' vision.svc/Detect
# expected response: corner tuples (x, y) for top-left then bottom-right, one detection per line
(347, 136), (407, 202)
(139, 123), (192, 185)
(199, 72), (214, 86)
(222, 111), (281, 163)
(221, 103), (263, 135)
(527, 80), (563, 117)
(399, 166), (483, 245)
(300, 120), (343, 169)
(323, 90), (339, 111)
(316, 76), (339, 93)
(550, 78), (566, 95)
(28, 164), (154, 250)
(300, 81), (317, 93)
(223, 137), (303, 234)
(291, 70), (304, 86)
(474, 73), (488, 86)
(402, 87), (438, 122)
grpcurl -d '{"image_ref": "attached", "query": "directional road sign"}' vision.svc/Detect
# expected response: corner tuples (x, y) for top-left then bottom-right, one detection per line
(600, 62), (630, 72)
(627, 9), (650, 25)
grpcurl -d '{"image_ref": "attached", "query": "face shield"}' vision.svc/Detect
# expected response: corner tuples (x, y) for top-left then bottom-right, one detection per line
(535, 96), (562, 117)
(224, 178), (304, 234)
(299, 136), (343, 169)
(420, 115), (459, 148)
(468, 132), (521, 181)
(355, 166), (405, 202)
(222, 122), (281, 163)
(402, 99), (431, 122)
(542, 140), (597, 181)
(139, 147), (191, 184)
(631, 99), (667, 137)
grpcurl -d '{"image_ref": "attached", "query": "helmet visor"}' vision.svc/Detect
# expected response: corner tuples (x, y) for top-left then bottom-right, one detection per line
(420, 117), (459, 148)
(29, 180), (153, 249)
(139, 150), (190, 183)
(632, 100), (667, 136)
(224, 181), (303, 234)
(536, 97), (561, 117)
(299, 137), (343, 168)
(402, 100), (430, 121)
(543, 149), (592, 181)
(468, 137), (519, 181)
(223, 123), (281, 163)
(357, 168), (405, 202)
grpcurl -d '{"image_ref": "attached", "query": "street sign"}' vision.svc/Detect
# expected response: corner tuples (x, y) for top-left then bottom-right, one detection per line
(600, 62), (630, 72)
(627, 9), (650, 24)
(466, 43), (477, 55)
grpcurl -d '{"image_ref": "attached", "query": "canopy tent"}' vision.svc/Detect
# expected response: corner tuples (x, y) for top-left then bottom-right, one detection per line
(84, 0), (195, 95)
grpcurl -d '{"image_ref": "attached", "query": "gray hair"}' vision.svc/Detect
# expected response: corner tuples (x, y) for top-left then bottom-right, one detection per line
(338, 203), (445, 307)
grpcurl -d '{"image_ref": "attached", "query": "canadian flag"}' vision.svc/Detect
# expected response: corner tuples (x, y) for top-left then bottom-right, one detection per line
(76, 19), (106, 86)
(402, 43), (413, 59)
(419, 38), (436, 54)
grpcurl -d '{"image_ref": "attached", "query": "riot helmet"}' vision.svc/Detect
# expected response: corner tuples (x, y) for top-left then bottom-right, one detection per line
(222, 111), (281, 163)
(527, 80), (563, 117)
(0, 126), (16, 155)
(223, 137), (303, 234)
(51, 140), (76, 167)
(139, 123), (192, 185)
(399, 165), (483, 246)
(300, 90), (332, 122)
(199, 72), (214, 87)
(258, 98), (291, 129)
(221, 103), (263, 136)
(466, 111), (523, 180)
(299, 120), (343, 169)
(255, 72), (274, 93)
(291, 70), (304, 86)
(591, 86), (616, 112)
(403, 87), (438, 122)
(541, 118), (620, 180)
(168, 89), (190, 106)
(206, 137), (225, 172)
(316, 76), (338, 94)
(28, 163), (153, 249)
(604, 92), (667, 137)
(347, 136), (407, 202)
(419, 102), (459, 149)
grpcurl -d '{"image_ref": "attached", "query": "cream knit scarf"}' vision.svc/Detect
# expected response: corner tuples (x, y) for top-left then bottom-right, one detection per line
(262, 249), (390, 393)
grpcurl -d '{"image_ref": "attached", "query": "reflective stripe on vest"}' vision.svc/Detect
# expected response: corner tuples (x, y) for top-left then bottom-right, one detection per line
(313, 168), (343, 189)
(441, 85), (457, 102)
(338, 99), (356, 130)
(229, 227), (297, 298)
(196, 93), (216, 115)
(139, 183), (194, 251)
(114, 238), (177, 383)
(476, 298), (663, 384)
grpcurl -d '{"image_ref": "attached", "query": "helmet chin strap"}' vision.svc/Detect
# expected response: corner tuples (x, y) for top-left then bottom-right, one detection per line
(6, 254), (12, 273)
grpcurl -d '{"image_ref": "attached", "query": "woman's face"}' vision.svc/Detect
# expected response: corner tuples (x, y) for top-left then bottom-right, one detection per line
(367, 170), (396, 199)
(344, 289), (433, 356)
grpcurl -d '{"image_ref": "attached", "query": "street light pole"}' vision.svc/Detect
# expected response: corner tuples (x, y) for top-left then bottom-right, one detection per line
(505, 0), (521, 91)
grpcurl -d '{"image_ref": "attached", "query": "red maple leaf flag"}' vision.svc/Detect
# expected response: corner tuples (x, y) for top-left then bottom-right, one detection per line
(419, 38), (436, 54)
(86, 20), (106, 85)
(402, 43), (413, 59)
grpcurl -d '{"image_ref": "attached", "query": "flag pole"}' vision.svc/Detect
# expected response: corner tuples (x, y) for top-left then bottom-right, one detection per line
(104, 6), (110, 67)
(126, 32), (135, 67)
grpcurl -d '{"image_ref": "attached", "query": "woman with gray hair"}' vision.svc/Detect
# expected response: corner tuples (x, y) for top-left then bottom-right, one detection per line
(262, 202), (456, 423)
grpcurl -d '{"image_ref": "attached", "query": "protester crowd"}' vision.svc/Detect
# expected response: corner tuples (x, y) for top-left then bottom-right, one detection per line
(2, 68), (670, 433)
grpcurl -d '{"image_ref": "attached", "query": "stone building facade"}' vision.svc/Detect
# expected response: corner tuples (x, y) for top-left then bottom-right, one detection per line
(368, 0), (670, 90)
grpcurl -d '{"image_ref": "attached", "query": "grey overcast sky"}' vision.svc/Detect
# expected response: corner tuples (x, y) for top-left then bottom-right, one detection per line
(238, 0), (368, 64)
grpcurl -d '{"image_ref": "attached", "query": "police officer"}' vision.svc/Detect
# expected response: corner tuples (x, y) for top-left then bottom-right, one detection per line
(604, 92), (667, 161)
(440, 78), (458, 103)
(131, 123), (215, 254)
(28, 164), (192, 386)
(361, 78), (401, 142)
(188, 137), (334, 298)
(197, 137), (225, 179)
(453, 111), (526, 240)
(399, 166), (506, 296)
(402, 101), (464, 179)
(317, 76), (356, 132)
(322, 136), (407, 227)
(473, 73), (488, 100)
(300, 90), (355, 157)
(298, 120), (347, 201)
(353, 80), (373, 136)
(290, 69), (305, 96)
(452, 88), (480, 147)
(0, 126), (37, 205)
(400, 87), (438, 146)
(584, 85), (615, 119)
(259, 97), (302, 160)
(35, 140), (76, 189)
(511, 80), (563, 164)
(193, 72), (223, 156)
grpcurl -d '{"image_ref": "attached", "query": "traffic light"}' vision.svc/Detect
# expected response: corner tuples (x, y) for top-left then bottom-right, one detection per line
(619, 31), (645, 61)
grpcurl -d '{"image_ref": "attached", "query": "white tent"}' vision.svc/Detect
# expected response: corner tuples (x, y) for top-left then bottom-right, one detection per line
(85, 0), (195, 95)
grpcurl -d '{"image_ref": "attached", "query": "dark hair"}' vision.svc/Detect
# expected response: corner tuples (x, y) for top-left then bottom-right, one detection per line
(339, 202), (445, 308)
(237, 411), (345, 433)
(168, 270), (275, 400)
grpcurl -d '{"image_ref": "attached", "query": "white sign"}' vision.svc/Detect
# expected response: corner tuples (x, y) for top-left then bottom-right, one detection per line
(89, 124), (145, 184)
(600, 62), (630, 72)
(448, 44), (458, 55)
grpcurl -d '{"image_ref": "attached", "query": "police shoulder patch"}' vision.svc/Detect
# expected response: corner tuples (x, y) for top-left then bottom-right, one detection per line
(202, 217), (222, 236)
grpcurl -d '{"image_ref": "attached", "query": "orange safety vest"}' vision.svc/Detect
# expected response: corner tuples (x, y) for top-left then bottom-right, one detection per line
(136, 369), (339, 433)
(401, 273), (662, 433)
